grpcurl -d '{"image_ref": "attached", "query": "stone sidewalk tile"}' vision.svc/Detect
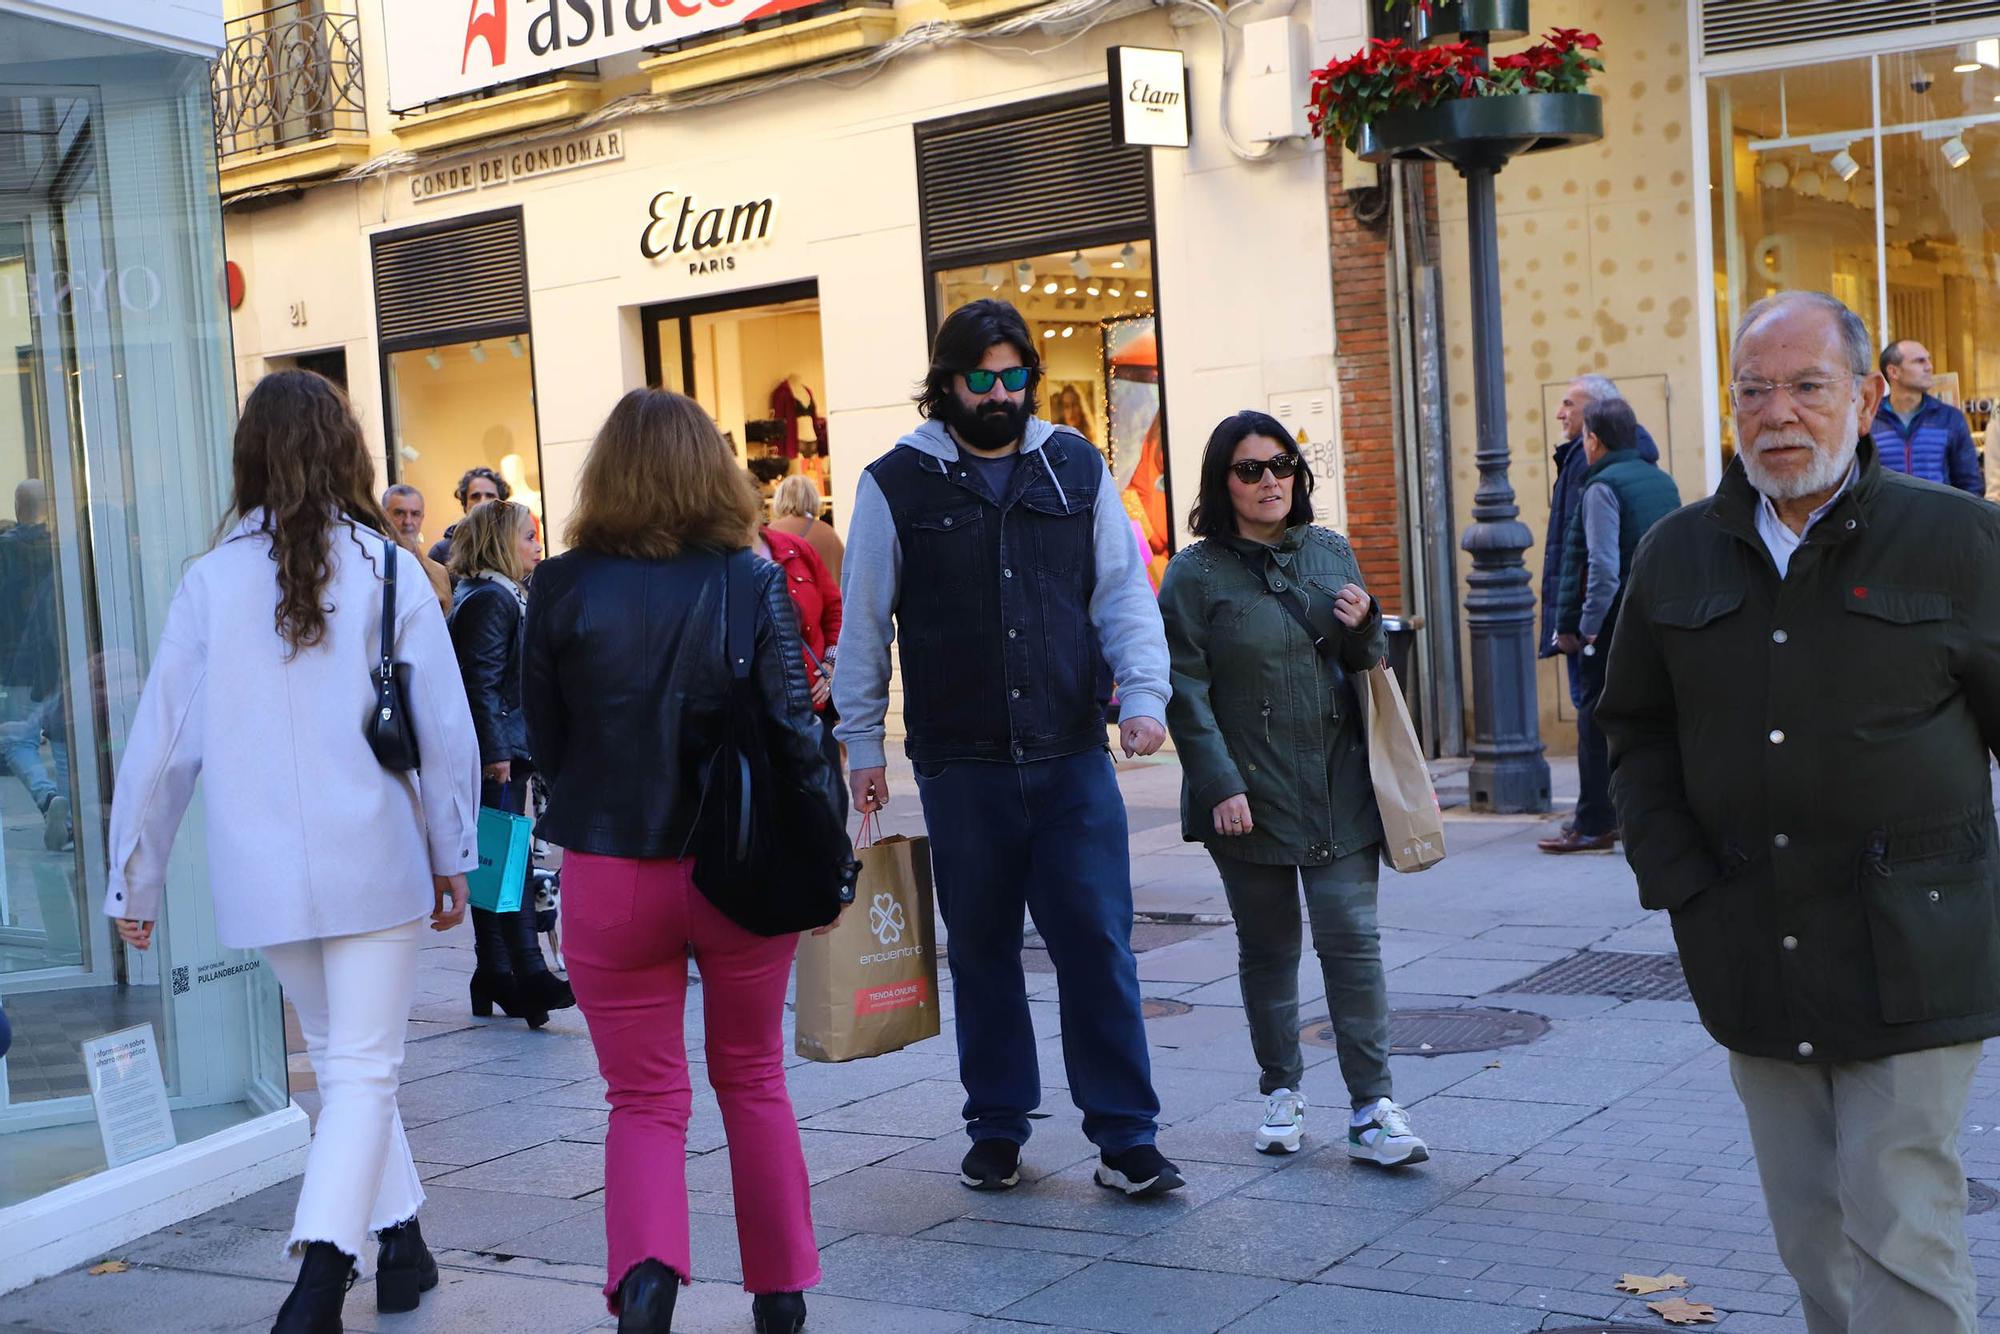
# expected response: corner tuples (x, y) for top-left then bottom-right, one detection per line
(2, 1264), (297, 1333)
(1397, 1094), (1597, 1156)
(995, 1259), (1288, 1333)
(1110, 1195), (1406, 1280)
(1219, 1281), (1546, 1332)
(648, 1280), (978, 1332)
(402, 1101), (607, 1168)
(917, 1217), (1131, 1258)
(813, 1233), (1088, 1315)
(804, 1165), (984, 1237)
(959, 1159), (1267, 1238)
(342, 1264), (614, 1334)
(1238, 1146), (1511, 1213)
(428, 1137), (607, 1197)
(395, 1069), (572, 1127)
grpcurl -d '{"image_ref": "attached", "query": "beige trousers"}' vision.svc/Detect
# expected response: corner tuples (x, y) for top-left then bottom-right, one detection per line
(1730, 1043), (1982, 1334)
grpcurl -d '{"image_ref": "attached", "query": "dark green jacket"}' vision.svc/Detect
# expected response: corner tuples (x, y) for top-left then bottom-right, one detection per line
(1159, 526), (1386, 865)
(1555, 449), (1682, 638)
(1599, 438), (2000, 1063)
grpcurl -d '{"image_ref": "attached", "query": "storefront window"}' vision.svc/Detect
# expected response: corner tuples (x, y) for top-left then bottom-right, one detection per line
(1708, 42), (2000, 453)
(0, 15), (287, 1212)
(386, 334), (544, 539)
(645, 284), (832, 518)
(934, 241), (1170, 587)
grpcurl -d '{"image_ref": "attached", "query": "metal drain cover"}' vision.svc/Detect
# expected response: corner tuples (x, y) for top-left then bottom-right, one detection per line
(1511, 950), (1692, 1002)
(1302, 1006), (1550, 1056)
(1142, 998), (1193, 1020)
(1971, 1179), (1998, 1215)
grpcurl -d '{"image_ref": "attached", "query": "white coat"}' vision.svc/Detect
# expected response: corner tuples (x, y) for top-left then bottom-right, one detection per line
(103, 516), (480, 949)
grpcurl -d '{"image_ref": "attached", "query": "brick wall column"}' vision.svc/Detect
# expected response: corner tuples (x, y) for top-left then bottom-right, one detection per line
(1326, 139), (1405, 616)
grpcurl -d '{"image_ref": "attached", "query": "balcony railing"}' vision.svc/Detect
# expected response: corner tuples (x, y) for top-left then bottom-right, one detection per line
(213, 2), (366, 161)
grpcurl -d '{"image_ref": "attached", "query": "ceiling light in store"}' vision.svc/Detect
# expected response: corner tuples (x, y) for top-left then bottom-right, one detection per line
(981, 265), (1002, 288)
(424, 351), (444, 371)
(1135, 289), (1149, 299)
(1943, 134), (1972, 168)
(1043, 280), (1059, 294)
(508, 336), (525, 358)
(469, 341), (488, 363)
(1108, 286), (1123, 298)
(1829, 147), (1860, 181)
(1087, 285), (1101, 297)
(1980, 38), (2000, 67)
(1956, 59), (1982, 73)
(1063, 284), (1077, 295)
(1113, 243), (1136, 270)
(1042, 328), (1057, 339)
(1068, 251), (1091, 280)
(1061, 326), (1075, 338)
(1015, 260), (1034, 288)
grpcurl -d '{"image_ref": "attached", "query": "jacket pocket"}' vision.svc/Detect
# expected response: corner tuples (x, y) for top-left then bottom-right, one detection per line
(1651, 589), (1745, 631)
(1843, 585), (1951, 625)
(1861, 856), (2000, 1023)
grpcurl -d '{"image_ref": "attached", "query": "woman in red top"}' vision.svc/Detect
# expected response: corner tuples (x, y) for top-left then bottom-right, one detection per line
(754, 525), (845, 823)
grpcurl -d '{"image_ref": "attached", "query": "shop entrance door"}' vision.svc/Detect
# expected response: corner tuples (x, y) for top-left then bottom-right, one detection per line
(642, 281), (834, 520)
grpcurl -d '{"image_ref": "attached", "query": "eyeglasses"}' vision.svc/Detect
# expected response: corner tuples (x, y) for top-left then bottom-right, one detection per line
(1730, 373), (1855, 412)
(962, 366), (1033, 394)
(1229, 454), (1302, 484)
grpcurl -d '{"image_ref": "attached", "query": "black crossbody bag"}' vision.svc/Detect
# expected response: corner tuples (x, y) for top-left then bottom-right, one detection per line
(364, 536), (422, 771)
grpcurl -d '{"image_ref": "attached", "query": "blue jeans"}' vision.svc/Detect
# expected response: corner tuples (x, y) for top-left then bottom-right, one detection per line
(3, 693), (66, 809)
(1573, 645), (1614, 837)
(914, 748), (1159, 1152)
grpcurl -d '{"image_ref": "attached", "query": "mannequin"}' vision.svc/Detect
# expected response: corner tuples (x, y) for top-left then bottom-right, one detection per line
(770, 376), (827, 460)
(499, 454), (542, 524)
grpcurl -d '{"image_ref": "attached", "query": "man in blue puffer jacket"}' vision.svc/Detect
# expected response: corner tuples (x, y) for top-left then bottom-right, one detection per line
(1873, 340), (1981, 493)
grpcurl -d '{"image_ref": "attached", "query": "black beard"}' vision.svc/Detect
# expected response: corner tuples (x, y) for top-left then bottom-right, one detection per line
(943, 395), (1030, 451)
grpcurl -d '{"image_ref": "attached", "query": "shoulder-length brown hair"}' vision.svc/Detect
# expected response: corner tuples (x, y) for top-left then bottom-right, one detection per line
(448, 499), (532, 583)
(566, 388), (758, 559)
(229, 370), (390, 656)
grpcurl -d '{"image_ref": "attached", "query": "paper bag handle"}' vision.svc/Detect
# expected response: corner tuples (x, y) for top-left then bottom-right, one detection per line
(857, 811), (881, 849)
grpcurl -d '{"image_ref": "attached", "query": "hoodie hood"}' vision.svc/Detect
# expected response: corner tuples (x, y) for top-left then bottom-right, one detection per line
(896, 415), (1059, 462)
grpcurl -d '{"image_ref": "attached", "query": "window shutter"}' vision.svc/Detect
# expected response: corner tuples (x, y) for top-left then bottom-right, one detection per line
(1701, 0), (2000, 57)
(371, 208), (528, 350)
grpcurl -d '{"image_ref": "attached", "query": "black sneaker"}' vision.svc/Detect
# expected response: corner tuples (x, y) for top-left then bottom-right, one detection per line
(1094, 1144), (1185, 1197)
(959, 1138), (1022, 1191)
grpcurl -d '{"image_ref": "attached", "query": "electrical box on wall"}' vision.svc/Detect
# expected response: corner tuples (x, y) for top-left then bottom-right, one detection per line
(1269, 389), (1344, 528)
(1239, 17), (1312, 144)
(1310, 0), (1368, 67)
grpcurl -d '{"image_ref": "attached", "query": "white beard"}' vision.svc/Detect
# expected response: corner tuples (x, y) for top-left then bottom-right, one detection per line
(1741, 398), (1860, 502)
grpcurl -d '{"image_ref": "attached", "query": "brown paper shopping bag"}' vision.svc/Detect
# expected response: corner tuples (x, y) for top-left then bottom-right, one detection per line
(1360, 665), (1446, 873)
(794, 821), (941, 1062)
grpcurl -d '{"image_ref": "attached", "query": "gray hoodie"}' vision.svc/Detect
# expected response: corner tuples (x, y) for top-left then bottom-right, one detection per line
(832, 417), (1170, 770)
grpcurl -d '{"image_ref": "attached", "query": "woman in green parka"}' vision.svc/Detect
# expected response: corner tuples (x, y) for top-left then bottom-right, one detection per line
(1158, 410), (1428, 1168)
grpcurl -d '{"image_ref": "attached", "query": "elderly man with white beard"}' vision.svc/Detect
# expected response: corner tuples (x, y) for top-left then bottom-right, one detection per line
(1598, 290), (2000, 1334)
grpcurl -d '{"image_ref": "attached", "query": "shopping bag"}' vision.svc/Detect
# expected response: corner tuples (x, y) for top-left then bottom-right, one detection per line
(1360, 666), (1446, 873)
(794, 818), (941, 1062)
(467, 807), (533, 912)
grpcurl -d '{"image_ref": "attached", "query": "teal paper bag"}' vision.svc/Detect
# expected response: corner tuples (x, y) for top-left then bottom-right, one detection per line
(467, 807), (533, 913)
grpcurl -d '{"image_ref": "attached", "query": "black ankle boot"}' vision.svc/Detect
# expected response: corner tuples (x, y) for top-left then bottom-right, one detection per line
(271, 1241), (353, 1334)
(374, 1217), (439, 1314)
(509, 904), (576, 1011)
(615, 1258), (680, 1334)
(753, 1291), (807, 1333)
(471, 908), (541, 1025)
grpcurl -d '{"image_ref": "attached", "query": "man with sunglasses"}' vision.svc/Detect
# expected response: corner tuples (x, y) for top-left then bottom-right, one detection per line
(834, 299), (1182, 1198)
(1600, 290), (2000, 1334)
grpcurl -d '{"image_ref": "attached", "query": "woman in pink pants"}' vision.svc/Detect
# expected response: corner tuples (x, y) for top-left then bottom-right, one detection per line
(522, 388), (837, 1334)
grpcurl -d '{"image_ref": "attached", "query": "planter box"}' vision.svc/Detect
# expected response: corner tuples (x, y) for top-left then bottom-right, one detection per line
(1412, 0), (1531, 43)
(1356, 91), (1601, 172)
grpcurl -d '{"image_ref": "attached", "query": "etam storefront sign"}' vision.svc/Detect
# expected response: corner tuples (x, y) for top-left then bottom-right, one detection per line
(382, 0), (825, 110)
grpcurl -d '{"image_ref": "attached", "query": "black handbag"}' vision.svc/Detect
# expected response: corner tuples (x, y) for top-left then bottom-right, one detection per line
(690, 549), (858, 936)
(365, 536), (422, 771)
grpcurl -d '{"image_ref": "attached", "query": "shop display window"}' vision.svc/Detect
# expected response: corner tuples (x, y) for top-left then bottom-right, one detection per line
(1, 16), (288, 1210)
(385, 334), (544, 543)
(934, 241), (1171, 587)
(645, 285), (833, 519)
(1708, 43), (2000, 455)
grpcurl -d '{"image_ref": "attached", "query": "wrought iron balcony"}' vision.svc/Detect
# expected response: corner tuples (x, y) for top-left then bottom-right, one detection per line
(213, 2), (366, 161)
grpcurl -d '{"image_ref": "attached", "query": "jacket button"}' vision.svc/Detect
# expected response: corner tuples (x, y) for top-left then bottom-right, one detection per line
(1797, 1041), (1814, 1057)
(1768, 729), (1786, 745)
(1774, 833), (1790, 848)
(942, 517), (954, 527)
(1008, 629), (1018, 639)
(1782, 935), (1798, 950)
(1930, 890), (1942, 902)
(1003, 568), (1014, 579)
(1011, 689), (1022, 699)
(1247, 763), (1258, 772)
(1772, 629), (1788, 644)
(1845, 519), (1857, 530)
(1273, 579), (1287, 591)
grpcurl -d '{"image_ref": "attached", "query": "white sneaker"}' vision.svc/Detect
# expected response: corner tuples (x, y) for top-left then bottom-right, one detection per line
(1348, 1097), (1429, 1168)
(1255, 1088), (1306, 1154)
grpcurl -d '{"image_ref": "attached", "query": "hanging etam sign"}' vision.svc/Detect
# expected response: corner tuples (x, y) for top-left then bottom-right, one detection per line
(1108, 47), (1191, 148)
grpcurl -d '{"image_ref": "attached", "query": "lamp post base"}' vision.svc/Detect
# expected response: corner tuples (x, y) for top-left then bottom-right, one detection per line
(1467, 753), (1552, 814)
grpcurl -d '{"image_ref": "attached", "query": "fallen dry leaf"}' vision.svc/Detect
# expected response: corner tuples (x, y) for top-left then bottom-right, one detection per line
(1484, 1060), (1503, 1069)
(88, 1261), (129, 1276)
(1648, 1296), (1720, 1325)
(1615, 1272), (1689, 1295)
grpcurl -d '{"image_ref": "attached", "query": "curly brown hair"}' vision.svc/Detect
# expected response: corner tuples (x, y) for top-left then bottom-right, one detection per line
(566, 388), (758, 559)
(229, 370), (390, 656)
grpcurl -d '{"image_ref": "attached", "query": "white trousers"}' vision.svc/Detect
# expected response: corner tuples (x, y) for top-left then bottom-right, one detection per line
(263, 916), (426, 1265)
(1731, 1043), (1982, 1334)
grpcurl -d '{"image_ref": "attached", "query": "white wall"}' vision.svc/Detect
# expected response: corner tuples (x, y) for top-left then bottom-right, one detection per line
(0, 0), (222, 53)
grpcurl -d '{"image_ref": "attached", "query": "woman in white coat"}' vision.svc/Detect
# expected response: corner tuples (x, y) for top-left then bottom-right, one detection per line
(106, 370), (481, 1333)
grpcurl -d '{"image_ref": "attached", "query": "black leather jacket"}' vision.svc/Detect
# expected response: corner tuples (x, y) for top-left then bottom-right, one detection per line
(449, 578), (529, 766)
(522, 546), (835, 859)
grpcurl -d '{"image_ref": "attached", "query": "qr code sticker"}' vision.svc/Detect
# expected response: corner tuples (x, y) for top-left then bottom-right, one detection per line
(171, 965), (190, 996)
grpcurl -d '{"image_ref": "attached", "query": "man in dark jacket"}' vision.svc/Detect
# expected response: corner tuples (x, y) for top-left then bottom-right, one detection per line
(835, 300), (1182, 1199)
(1600, 290), (2000, 1334)
(1540, 398), (1679, 855)
(1873, 339), (1981, 493)
(427, 467), (509, 568)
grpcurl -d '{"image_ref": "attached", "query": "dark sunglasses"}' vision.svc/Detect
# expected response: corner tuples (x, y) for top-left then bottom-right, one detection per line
(1229, 454), (1302, 484)
(963, 366), (1033, 394)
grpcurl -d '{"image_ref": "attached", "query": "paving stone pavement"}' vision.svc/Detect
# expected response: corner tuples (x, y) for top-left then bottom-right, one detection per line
(19, 753), (2000, 1332)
